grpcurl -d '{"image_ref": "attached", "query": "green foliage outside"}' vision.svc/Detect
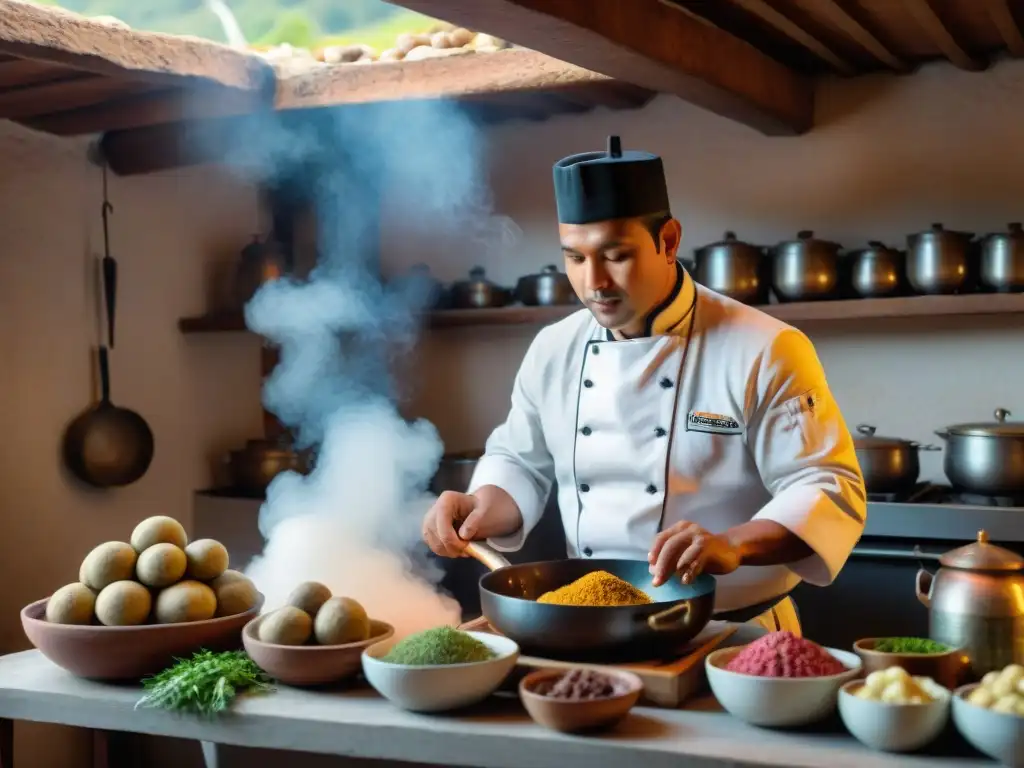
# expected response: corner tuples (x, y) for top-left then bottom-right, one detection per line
(27, 0), (440, 51)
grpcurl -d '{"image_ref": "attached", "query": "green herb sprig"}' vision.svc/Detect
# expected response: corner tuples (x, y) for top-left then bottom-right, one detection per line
(135, 650), (273, 717)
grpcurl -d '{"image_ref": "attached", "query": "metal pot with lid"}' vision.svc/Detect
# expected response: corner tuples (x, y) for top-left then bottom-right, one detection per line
(935, 408), (1024, 496)
(979, 222), (1024, 292)
(853, 424), (940, 495)
(906, 223), (974, 295)
(448, 267), (513, 309)
(769, 230), (842, 302)
(691, 231), (768, 305)
(916, 530), (1024, 676)
(845, 242), (906, 299)
(515, 265), (578, 306)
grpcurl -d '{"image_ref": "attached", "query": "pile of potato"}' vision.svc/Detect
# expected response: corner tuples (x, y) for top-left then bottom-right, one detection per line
(45, 516), (259, 627)
(966, 663), (1024, 715)
(258, 581), (371, 647)
(258, 23), (511, 69)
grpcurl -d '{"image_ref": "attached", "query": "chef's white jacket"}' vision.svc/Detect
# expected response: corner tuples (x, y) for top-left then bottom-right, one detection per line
(468, 265), (867, 611)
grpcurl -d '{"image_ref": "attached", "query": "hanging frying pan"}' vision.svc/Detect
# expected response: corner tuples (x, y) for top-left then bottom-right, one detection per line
(62, 195), (154, 488)
(466, 541), (791, 661)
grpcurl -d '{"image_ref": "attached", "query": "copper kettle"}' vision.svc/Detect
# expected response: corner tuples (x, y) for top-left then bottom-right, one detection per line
(916, 530), (1024, 677)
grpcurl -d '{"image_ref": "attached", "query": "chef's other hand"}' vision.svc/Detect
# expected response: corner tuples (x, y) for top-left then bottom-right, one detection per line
(422, 491), (484, 558)
(648, 522), (741, 587)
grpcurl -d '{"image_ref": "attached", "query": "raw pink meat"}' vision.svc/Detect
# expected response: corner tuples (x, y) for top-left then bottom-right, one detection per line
(725, 631), (846, 678)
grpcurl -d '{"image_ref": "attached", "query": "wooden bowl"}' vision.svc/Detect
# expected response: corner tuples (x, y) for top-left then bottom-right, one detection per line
(21, 594), (264, 681)
(518, 668), (642, 734)
(243, 615), (394, 687)
(854, 638), (967, 690)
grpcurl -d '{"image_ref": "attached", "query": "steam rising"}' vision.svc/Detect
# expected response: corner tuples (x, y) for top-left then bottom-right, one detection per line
(223, 101), (520, 638)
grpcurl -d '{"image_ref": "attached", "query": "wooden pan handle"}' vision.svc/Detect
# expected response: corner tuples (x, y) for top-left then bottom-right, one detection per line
(647, 601), (691, 631)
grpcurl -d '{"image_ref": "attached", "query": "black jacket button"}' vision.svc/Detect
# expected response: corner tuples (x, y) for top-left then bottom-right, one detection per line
(655, 427), (667, 437)
(659, 377), (673, 389)
(583, 547), (593, 557)
(580, 483), (590, 492)
(583, 379), (594, 388)
(581, 426), (592, 436)
(646, 484), (658, 494)
(591, 344), (600, 355)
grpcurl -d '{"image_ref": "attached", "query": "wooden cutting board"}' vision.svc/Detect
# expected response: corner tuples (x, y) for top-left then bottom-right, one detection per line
(459, 615), (739, 708)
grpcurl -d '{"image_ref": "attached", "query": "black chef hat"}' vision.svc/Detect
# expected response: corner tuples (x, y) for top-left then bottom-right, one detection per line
(553, 136), (670, 225)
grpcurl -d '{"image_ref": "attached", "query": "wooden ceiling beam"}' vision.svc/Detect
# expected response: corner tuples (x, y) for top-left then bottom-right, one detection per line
(814, 0), (909, 72)
(729, 0), (856, 75)
(24, 85), (269, 136)
(388, 0), (813, 135)
(905, 0), (987, 71)
(984, 0), (1024, 57)
(0, 74), (152, 120)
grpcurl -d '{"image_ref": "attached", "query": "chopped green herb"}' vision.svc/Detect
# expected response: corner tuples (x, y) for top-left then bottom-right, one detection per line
(135, 650), (273, 717)
(873, 637), (951, 654)
(382, 626), (495, 665)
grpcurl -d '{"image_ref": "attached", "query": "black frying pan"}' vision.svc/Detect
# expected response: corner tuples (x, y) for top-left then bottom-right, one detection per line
(62, 201), (155, 488)
(467, 541), (788, 661)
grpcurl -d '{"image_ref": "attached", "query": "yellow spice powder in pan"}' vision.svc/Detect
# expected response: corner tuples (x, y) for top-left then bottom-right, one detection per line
(537, 571), (653, 607)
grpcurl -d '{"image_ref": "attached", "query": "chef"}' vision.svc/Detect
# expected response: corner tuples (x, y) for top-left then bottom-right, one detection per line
(422, 136), (866, 633)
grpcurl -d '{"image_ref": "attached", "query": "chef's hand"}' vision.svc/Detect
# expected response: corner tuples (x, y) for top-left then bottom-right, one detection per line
(422, 491), (482, 558)
(648, 522), (741, 587)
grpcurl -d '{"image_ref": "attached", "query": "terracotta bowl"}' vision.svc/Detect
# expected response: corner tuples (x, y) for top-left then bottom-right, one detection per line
(21, 594), (264, 681)
(518, 668), (643, 734)
(243, 615), (394, 687)
(854, 638), (968, 690)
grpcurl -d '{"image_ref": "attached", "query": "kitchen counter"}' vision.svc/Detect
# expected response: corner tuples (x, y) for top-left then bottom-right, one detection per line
(0, 650), (991, 768)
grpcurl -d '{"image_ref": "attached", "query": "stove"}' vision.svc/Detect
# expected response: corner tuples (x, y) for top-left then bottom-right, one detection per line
(863, 483), (1024, 543)
(868, 483), (1024, 509)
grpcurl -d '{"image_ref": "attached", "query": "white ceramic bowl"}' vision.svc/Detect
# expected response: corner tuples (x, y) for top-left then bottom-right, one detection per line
(952, 683), (1024, 766)
(705, 644), (861, 727)
(838, 679), (951, 752)
(362, 631), (519, 713)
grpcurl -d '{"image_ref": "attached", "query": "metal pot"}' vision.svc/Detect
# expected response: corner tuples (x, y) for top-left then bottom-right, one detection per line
(692, 231), (768, 305)
(429, 450), (481, 495)
(906, 223), (973, 295)
(770, 230), (841, 302)
(226, 438), (312, 497)
(448, 267), (513, 309)
(233, 235), (291, 308)
(845, 242), (906, 298)
(515, 265), (578, 306)
(935, 408), (1024, 496)
(916, 530), (1024, 676)
(853, 424), (940, 495)
(979, 222), (1024, 293)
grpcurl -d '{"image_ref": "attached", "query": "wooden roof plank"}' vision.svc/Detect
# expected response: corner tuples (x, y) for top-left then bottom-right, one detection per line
(391, 0), (813, 135)
(274, 49), (630, 110)
(0, 0), (274, 93)
(905, 0), (987, 70)
(814, 0), (909, 71)
(729, 0), (857, 75)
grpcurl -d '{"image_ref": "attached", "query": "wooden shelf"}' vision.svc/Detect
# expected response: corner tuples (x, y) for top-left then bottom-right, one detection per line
(179, 293), (1024, 335)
